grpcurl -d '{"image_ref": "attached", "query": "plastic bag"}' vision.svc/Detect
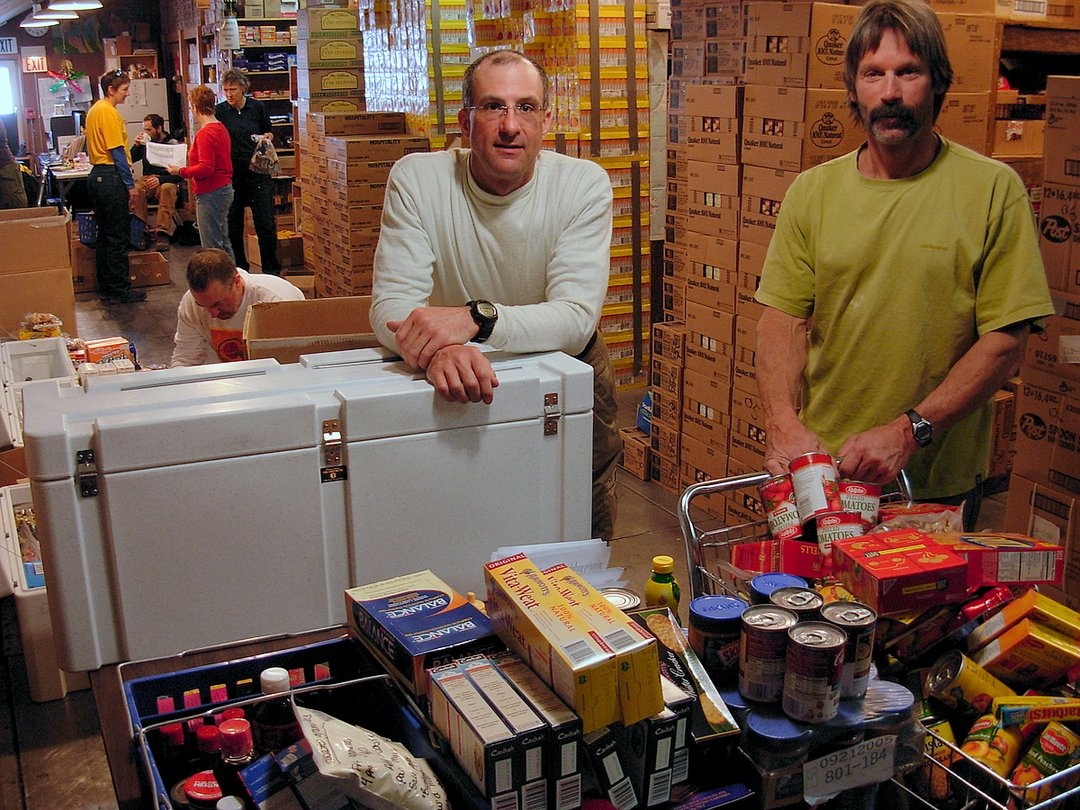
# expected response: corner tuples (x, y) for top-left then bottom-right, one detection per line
(249, 137), (279, 176)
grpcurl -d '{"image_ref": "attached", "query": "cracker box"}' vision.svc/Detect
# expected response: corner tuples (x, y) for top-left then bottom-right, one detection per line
(344, 570), (502, 699)
(931, 532), (1065, 589)
(582, 723), (638, 810)
(483, 553), (620, 733)
(427, 663), (519, 804)
(543, 563), (666, 726)
(625, 706), (681, 808)
(973, 618), (1080, 689)
(489, 649), (585, 810)
(967, 588), (1080, 651)
(831, 529), (970, 615)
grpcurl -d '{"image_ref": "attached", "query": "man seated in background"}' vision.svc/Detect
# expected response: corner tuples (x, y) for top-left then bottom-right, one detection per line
(131, 113), (181, 251)
(171, 247), (303, 367)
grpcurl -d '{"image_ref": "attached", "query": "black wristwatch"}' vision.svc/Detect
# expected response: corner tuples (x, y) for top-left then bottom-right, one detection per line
(467, 299), (498, 343)
(906, 408), (933, 448)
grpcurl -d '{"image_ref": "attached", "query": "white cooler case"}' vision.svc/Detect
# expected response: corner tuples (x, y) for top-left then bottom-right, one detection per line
(1, 337), (78, 448)
(22, 348), (594, 671)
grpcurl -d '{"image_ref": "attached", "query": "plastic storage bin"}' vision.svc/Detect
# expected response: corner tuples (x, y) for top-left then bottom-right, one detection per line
(122, 634), (486, 810)
(0, 483), (89, 701)
(0, 337), (77, 447)
(75, 210), (150, 251)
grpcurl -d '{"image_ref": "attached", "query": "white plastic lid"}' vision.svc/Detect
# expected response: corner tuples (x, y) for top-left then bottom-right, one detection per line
(260, 666), (291, 695)
(217, 797), (246, 810)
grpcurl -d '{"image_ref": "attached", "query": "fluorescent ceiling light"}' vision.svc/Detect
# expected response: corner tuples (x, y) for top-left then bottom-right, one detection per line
(34, 5), (80, 19)
(49, 0), (103, 9)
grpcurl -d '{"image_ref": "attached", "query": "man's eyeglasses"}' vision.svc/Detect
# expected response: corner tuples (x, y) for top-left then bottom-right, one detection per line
(465, 101), (547, 122)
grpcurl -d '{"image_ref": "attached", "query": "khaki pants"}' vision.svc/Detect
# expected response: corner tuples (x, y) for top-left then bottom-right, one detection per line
(578, 332), (621, 542)
(132, 178), (179, 235)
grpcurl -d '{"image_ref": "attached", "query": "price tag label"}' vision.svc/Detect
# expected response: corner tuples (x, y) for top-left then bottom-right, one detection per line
(803, 734), (896, 798)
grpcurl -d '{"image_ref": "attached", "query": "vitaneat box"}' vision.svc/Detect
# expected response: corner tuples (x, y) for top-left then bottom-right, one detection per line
(344, 570), (502, 700)
(483, 553), (619, 733)
(832, 529), (970, 614)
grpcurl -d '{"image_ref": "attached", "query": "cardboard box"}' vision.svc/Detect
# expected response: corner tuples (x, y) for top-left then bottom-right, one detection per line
(0, 267), (77, 341)
(1039, 185), (1080, 295)
(993, 118), (1045, 158)
(483, 553), (620, 733)
(832, 529), (971, 615)
(966, 587), (1080, 651)
(652, 321), (686, 363)
(742, 85), (863, 172)
(1004, 475), (1080, 609)
(973, 618), (1080, 688)
(1012, 382), (1080, 496)
(739, 164), (800, 247)
(296, 7), (362, 37)
(0, 209), (71, 275)
(128, 252), (171, 286)
(1024, 290), (1080, 382)
(344, 570), (502, 700)
(743, 2), (857, 89)
(295, 38), (364, 69)
(582, 723), (638, 809)
(1043, 75), (1080, 187)
(936, 92), (993, 154)
(931, 532), (1065, 589)
(246, 232), (305, 270)
(305, 111), (405, 136)
(621, 427), (652, 480)
(989, 387), (1016, 479)
(323, 134), (429, 162)
(243, 296), (379, 363)
(939, 13), (999, 92)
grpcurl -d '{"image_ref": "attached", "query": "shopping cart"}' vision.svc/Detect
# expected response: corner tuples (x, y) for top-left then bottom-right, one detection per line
(677, 472), (1080, 810)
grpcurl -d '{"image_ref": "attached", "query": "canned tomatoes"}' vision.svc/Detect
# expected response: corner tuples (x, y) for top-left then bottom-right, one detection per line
(838, 480), (882, 526)
(782, 621), (846, 723)
(738, 605), (798, 703)
(789, 452), (842, 524)
(820, 600), (877, 699)
(814, 511), (870, 556)
(759, 474), (802, 541)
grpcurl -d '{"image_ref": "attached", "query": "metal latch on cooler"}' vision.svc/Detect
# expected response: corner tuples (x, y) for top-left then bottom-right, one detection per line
(320, 419), (347, 483)
(543, 392), (560, 436)
(76, 449), (98, 498)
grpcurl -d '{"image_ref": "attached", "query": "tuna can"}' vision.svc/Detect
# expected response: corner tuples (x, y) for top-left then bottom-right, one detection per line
(768, 586), (824, 622)
(748, 572), (809, 605)
(789, 452), (842, 524)
(814, 511), (869, 556)
(601, 587), (641, 612)
(689, 595), (748, 683)
(738, 605), (799, 703)
(819, 600), (877, 699)
(759, 474), (803, 541)
(838, 480), (882, 526)
(926, 650), (1016, 715)
(782, 621), (846, 723)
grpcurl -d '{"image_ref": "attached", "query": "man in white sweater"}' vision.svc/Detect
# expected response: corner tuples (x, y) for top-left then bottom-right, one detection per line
(371, 50), (621, 541)
(171, 247), (303, 367)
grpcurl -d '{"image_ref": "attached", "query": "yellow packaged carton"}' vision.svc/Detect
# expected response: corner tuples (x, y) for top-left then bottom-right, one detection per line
(974, 618), (1080, 689)
(543, 563), (664, 726)
(483, 553), (619, 733)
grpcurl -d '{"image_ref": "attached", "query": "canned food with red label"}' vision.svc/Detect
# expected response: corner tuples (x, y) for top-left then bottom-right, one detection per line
(739, 605), (799, 703)
(789, 452), (842, 524)
(759, 474), (803, 541)
(820, 600), (877, 699)
(838, 480), (882, 526)
(814, 510), (870, 556)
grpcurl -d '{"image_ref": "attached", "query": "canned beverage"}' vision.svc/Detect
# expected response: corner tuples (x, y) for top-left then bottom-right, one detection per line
(759, 474), (803, 541)
(838, 480), (882, 526)
(814, 511), (869, 556)
(782, 621), (846, 723)
(926, 650), (1016, 715)
(738, 605), (799, 703)
(748, 572), (809, 605)
(601, 587), (641, 612)
(769, 586), (824, 622)
(789, 452), (842, 524)
(820, 600), (877, 699)
(689, 595), (747, 683)
(1010, 721), (1080, 805)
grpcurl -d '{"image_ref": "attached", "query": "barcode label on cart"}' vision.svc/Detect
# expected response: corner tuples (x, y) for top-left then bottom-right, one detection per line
(803, 734), (896, 798)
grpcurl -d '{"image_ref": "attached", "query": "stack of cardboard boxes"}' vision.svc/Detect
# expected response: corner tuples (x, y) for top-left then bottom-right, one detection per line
(0, 210), (77, 340)
(1006, 74), (1080, 609)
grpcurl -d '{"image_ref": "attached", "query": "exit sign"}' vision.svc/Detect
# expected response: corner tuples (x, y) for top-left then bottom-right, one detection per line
(0, 37), (18, 56)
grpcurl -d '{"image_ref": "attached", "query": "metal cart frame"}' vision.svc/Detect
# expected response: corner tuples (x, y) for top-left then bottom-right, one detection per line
(677, 473), (1080, 810)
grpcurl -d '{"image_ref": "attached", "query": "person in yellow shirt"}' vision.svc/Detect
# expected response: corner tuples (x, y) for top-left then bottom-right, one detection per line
(84, 69), (145, 304)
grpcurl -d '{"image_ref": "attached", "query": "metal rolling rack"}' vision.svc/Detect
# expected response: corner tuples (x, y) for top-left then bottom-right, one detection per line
(677, 473), (1080, 810)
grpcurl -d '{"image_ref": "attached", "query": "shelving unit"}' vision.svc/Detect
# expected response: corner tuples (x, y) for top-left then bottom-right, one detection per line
(231, 17), (298, 160)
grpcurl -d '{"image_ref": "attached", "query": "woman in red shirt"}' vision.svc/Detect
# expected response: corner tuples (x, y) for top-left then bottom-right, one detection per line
(168, 85), (234, 259)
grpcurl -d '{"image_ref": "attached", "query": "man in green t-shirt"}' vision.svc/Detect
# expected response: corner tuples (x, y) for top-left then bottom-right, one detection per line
(754, 0), (1053, 529)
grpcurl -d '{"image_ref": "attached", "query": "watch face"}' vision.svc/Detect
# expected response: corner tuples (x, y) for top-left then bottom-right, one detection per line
(476, 301), (497, 320)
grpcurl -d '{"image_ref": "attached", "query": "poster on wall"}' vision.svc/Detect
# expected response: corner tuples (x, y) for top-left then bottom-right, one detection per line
(37, 75), (93, 121)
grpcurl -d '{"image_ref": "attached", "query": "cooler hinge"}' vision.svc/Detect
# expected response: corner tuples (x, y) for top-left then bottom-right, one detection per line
(321, 419), (347, 483)
(543, 392), (560, 436)
(76, 449), (99, 498)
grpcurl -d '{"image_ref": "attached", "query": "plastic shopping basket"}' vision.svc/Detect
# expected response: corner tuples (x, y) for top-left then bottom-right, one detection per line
(75, 211), (150, 251)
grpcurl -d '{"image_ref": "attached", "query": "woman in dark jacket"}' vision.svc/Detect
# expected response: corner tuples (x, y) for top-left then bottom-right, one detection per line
(0, 119), (28, 209)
